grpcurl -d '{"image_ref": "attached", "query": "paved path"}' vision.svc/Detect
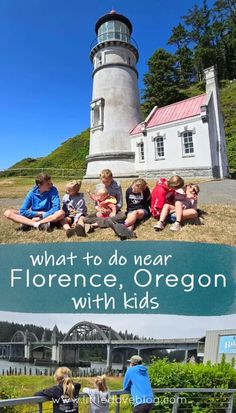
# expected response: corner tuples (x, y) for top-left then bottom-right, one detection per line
(198, 179), (236, 205)
(0, 179), (235, 207)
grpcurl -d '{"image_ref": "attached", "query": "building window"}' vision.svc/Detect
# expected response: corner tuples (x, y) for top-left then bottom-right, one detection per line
(93, 106), (100, 126)
(96, 54), (102, 67)
(152, 134), (165, 160)
(182, 131), (194, 156)
(154, 136), (165, 159)
(90, 98), (105, 132)
(137, 141), (145, 162)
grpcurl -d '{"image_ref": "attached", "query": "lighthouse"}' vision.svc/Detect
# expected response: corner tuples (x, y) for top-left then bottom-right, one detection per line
(85, 10), (141, 178)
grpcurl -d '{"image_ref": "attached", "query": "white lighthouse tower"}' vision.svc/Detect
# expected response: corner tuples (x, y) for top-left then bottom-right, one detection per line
(85, 10), (141, 178)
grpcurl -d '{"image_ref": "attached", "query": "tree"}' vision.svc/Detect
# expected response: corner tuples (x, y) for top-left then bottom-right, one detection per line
(212, 0), (236, 79)
(168, 24), (195, 87)
(142, 49), (186, 115)
(182, 0), (217, 80)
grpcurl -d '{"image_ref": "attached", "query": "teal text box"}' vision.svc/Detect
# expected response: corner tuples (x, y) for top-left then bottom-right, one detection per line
(0, 241), (235, 315)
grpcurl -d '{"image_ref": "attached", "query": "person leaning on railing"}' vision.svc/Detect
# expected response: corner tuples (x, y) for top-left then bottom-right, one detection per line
(123, 355), (154, 413)
(34, 367), (81, 413)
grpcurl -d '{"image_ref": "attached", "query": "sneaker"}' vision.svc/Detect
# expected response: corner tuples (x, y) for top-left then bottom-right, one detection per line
(84, 223), (95, 234)
(18, 224), (31, 232)
(74, 224), (86, 237)
(170, 222), (181, 231)
(154, 221), (165, 230)
(38, 222), (51, 231)
(66, 228), (76, 238)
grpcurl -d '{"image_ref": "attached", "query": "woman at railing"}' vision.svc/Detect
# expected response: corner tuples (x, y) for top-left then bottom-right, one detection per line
(34, 366), (81, 413)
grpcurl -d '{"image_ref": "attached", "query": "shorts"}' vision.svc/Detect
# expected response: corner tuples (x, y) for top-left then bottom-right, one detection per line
(66, 214), (85, 223)
(127, 209), (150, 220)
(166, 213), (176, 223)
(133, 403), (153, 413)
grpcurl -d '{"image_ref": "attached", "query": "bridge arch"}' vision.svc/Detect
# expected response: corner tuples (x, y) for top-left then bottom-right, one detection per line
(11, 331), (38, 343)
(11, 331), (26, 342)
(63, 321), (122, 342)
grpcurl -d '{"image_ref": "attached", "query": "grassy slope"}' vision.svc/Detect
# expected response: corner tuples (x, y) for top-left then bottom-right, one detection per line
(220, 81), (236, 170)
(9, 82), (236, 172)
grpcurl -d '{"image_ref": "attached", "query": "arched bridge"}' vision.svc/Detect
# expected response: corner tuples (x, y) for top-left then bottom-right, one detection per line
(0, 321), (200, 368)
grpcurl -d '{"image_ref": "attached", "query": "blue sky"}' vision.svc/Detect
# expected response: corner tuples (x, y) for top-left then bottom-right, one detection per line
(0, 0), (214, 169)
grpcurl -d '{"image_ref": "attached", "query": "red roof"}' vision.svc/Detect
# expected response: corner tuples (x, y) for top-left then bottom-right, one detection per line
(130, 94), (207, 135)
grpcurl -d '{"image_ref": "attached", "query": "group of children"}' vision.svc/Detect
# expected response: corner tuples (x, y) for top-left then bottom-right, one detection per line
(4, 169), (201, 239)
(60, 169), (201, 239)
(35, 366), (109, 413)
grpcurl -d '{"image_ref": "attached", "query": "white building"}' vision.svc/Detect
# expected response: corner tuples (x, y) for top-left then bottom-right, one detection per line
(86, 10), (228, 179)
(130, 66), (228, 179)
(197, 329), (236, 365)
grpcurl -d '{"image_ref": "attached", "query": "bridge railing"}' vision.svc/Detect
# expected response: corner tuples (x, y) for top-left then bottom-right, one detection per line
(0, 388), (236, 413)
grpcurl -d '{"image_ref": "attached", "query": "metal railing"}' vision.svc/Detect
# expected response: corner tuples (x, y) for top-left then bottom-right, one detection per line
(90, 33), (139, 50)
(0, 388), (236, 413)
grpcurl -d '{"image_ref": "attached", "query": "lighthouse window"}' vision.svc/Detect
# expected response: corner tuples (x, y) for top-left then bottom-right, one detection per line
(93, 106), (100, 126)
(137, 141), (145, 162)
(97, 54), (102, 66)
(98, 21), (130, 43)
(90, 98), (105, 131)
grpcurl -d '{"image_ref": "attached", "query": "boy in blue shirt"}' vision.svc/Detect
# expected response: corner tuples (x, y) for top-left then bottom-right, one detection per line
(123, 355), (154, 413)
(4, 173), (64, 231)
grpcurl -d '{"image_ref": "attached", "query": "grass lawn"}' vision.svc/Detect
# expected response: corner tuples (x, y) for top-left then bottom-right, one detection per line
(0, 375), (130, 413)
(0, 178), (235, 246)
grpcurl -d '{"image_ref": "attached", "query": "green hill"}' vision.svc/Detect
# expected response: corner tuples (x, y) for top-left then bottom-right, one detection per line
(220, 81), (236, 170)
(6, 81), (236, 174)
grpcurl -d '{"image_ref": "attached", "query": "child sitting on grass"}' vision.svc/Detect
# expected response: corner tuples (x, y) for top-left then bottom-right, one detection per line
(34, 366), (80, 413)
(62, 180), (87, 238)
(88, 186), (117, 218)
(108, 178), (151, 239)
(154, 183), (200, 231)
(83, 375), (109, 413)
(151, 175), (184, 220)
(84, 169), (125, 231)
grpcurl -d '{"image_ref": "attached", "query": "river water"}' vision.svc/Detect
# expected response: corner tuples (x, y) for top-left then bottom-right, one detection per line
(0, 359), (123, 375)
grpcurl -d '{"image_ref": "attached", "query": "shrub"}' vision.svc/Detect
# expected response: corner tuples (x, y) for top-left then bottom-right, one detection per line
(149, 357), (236, 412)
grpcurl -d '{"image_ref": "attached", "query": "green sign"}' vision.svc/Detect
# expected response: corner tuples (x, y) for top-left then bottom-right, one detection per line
(0, 241), (235, 315)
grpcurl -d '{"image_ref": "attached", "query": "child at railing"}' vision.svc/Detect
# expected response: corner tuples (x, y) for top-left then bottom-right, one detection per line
(83, 375), (109, 413)
(34, 366), (81, 413)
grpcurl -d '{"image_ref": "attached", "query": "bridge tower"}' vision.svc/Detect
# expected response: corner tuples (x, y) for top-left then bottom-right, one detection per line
(85, 10), (141, 178)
